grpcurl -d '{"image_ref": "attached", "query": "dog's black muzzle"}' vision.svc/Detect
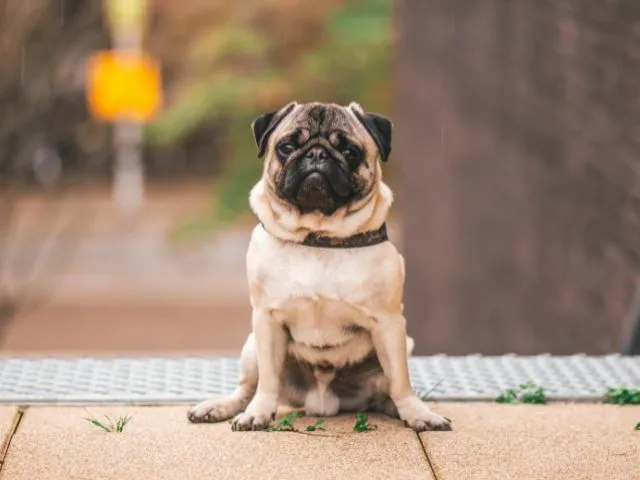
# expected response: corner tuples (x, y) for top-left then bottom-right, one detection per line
(279, 146), (352, 215)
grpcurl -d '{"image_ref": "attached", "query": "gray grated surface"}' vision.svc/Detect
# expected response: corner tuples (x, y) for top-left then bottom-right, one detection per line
(0, 355), (638, 404)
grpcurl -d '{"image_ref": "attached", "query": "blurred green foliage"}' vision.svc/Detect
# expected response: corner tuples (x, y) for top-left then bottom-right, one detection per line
(146, 0), (392, 242)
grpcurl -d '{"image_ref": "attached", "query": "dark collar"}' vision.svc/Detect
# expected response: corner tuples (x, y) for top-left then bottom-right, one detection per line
(261, 222), (389, 249)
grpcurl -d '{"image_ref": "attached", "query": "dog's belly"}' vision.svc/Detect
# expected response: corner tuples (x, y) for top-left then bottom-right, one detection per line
(271, 296), (375, 367)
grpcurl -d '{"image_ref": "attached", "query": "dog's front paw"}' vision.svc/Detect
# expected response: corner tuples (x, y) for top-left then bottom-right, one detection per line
(187, 396), (246, 424)
(230, 394), (277, 431)
(396, 396), (452, 432)
(231, 411), (274, 431)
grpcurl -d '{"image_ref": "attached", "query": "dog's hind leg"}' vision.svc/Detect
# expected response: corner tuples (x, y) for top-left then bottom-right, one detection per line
(369, 393), (399, 418)
(187, 333), (258, 423)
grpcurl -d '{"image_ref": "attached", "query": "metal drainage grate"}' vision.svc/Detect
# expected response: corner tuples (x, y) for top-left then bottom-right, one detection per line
(0, 355), (638, 404)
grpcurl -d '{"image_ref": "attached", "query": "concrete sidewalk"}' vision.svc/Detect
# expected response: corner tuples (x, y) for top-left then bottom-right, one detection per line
(0, 404), (637, 480)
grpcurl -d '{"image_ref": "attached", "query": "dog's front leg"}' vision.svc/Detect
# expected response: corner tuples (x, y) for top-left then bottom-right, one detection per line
(371, 314), (452, 432)
(231, 308), (286, 431)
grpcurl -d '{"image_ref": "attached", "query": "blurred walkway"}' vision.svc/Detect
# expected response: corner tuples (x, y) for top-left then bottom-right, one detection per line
(1, 183), (251, 354)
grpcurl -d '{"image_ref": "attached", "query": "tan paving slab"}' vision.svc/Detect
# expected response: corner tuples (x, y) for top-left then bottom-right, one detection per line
(0, 408), (20, 464)
(421, 403), (640, 480)
(1, 406), (434, 480)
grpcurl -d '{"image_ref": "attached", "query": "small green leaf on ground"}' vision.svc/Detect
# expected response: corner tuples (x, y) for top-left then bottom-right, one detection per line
(634, 422), (640, 431)
(84, 414), (132, 433)
(496, 382), (547, 404)
(305, 419), (326, 432)
(267, 412), (300, 432)
(604, 387), (640, 406)
(496, 388), (519, 404)
(353, 412), (377, 432)
(519, 382), (547, 404)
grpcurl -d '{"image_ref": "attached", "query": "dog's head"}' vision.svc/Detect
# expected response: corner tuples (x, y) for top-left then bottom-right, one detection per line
(251, 101), (392, 216)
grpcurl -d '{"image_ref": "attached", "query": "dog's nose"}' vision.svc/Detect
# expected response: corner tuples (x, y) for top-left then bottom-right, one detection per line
(304, 147), (328, 161)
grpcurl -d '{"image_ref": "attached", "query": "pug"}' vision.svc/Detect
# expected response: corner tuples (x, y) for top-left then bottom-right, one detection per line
(188, 101), (451, 432)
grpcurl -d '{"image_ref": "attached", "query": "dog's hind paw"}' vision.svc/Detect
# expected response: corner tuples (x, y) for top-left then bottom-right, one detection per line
(187, 397), (246, 424)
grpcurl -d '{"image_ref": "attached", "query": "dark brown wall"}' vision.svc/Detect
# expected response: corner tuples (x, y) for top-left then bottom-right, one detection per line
(395, 0), (640, 354)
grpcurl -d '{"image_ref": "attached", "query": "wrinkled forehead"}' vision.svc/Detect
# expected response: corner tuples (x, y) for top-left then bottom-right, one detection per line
(276, 103), (361, 141)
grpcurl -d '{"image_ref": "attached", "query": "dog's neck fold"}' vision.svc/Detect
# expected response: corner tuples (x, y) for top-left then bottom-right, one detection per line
(249, 179), (394, 245)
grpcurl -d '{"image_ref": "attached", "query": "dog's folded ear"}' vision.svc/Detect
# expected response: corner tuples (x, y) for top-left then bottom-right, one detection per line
(348, 102), (392, 162)
(251, 102), (297, 158)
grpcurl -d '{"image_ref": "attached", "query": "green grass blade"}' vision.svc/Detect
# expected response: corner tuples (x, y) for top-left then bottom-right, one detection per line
(84, 417), (111, 433)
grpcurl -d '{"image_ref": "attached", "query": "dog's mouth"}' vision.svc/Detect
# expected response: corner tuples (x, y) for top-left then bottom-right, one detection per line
(295, 172), (336, 214)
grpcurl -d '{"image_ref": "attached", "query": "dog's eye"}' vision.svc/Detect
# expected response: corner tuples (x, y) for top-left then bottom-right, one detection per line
(277, 143), (295, 156)
(343, 148), (357, 160)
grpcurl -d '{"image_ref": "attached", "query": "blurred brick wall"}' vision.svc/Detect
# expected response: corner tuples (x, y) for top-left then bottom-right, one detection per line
(395, 0), (640, 354)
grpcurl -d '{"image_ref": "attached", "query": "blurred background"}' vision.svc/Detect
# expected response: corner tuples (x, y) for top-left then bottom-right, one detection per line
(0, 0), (638, 356)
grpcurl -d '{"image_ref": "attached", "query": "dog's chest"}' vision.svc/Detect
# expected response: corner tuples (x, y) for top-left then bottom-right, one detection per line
(247, 227), (399, 334)
(278, 296), (365, 345)
(262, 255), (373, 339)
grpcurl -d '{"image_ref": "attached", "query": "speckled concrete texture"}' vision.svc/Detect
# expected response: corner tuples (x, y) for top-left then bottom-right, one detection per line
(0, 408), (19, 463)
(1, 406), (434, 480)
(421, 403), (640, 480)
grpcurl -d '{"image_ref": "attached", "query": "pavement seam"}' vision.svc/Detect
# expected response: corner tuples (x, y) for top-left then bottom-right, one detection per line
(417, 432), (441, 479)
(0, 406), (26, 474)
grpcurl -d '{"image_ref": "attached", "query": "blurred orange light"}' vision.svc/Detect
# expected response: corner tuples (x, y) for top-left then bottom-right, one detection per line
(86, 50), (162, 123)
